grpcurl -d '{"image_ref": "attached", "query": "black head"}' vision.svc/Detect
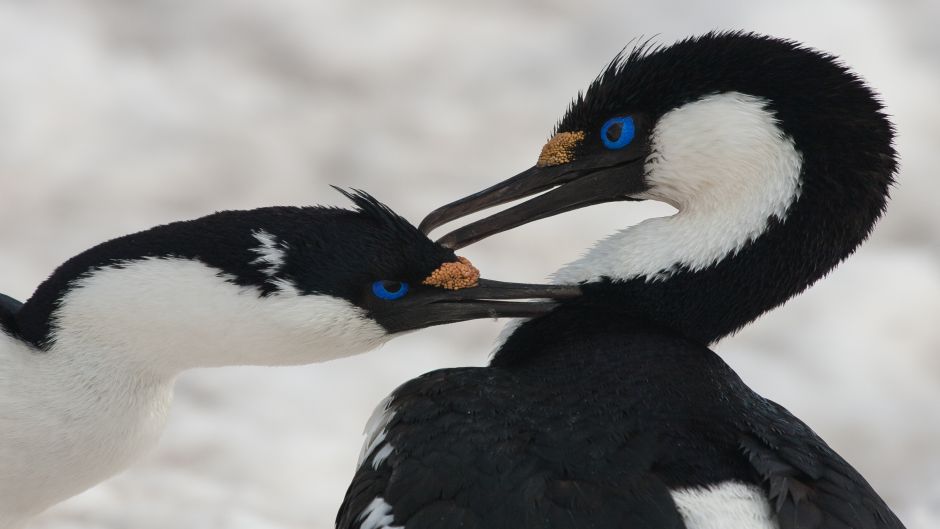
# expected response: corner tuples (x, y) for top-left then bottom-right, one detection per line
(419, 32), (897, 343)
(12, 190), (579, 350)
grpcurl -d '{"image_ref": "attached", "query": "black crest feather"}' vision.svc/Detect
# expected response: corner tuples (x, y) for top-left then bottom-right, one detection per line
(332, 186), (423, 241)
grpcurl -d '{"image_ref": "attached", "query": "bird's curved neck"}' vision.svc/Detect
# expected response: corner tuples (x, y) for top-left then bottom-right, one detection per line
(550, 194), (883, 346)
(554, 92), (804, 286)
(544, 90), (889, 344)
(490, 303), (740, 400)
(18, 257), (388, 375)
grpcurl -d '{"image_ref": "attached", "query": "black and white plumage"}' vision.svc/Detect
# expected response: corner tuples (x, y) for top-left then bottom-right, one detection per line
(338, 33), (902, 529)
(0, 190), (576, 529)
(340, 308), (901, 529)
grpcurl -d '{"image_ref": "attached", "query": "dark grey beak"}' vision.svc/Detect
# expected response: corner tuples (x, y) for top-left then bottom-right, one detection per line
(419, 151), (648, 250)
(371, 279), (581, 333)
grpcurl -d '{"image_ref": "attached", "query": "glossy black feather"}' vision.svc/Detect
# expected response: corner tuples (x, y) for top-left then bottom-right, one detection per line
(739, 401), (904, 529)
(337, 306), (904, 529)
(331, 187), (428, 243)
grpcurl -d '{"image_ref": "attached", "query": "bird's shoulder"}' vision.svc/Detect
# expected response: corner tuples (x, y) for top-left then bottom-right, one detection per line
(340, 337), (906, 529)
(736, 397), (906, 529)
(338, 366), (686, 529)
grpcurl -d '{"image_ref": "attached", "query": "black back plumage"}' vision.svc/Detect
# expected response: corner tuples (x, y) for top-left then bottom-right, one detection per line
(337, 304), (905, 529)
(10, 190), (455, 348)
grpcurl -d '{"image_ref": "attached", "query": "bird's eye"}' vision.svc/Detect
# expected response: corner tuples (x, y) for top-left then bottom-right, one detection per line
(600, 116), (635, 150)
(372, 280), (410, 300)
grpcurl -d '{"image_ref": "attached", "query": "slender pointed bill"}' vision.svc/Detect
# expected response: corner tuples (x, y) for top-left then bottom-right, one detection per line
(371, 257), (581, 333)
(419, 277), (581, 320)
(420, 152), (648, 250)
(372, 277), (581, 333)
(435, 278), (581, 300)
(420, 256), (579, 302)
(417, 165), (573, 237)
(416, 130), (589, 236)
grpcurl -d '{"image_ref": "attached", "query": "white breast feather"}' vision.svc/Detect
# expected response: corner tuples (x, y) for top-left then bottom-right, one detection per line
(671, 482), (779, 529)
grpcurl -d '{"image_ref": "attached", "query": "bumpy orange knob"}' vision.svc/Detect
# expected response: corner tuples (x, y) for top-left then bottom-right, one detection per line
(422, 256), (480, 290)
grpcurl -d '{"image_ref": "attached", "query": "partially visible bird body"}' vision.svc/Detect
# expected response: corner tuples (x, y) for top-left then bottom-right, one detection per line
(339, 306), (902, 529)
(0, 192), (574, 528)
(1, 256), (382, 526)
(360, 31), (904, 529)
(1, 330), (173, 528)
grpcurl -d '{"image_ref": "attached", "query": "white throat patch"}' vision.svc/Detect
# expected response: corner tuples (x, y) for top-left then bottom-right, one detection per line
(554, 92), (803, 284)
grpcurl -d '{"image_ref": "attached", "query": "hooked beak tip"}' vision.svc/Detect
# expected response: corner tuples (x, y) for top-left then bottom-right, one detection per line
(436, 235), (459, 250)
(417, 217), (437, 236)
(427, 161), (648, 249)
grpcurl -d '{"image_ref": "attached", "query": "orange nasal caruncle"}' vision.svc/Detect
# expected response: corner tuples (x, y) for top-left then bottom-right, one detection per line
(422, 257), (480, 290)
(536, 131), (585, 167)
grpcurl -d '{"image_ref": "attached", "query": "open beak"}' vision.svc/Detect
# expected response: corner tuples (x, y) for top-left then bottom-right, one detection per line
(373, 278), (581, 333)
(419, 148), (649, 249)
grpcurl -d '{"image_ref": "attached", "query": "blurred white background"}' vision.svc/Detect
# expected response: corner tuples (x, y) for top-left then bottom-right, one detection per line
(0, 0), (937, 528)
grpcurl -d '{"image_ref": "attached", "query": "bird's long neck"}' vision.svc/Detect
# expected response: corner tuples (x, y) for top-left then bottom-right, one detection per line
(17, 256), (386, 372)
(555, 191), (887, 345)
(554, 179), (887, 344)
(546, 90), (891, 344)
(490, 303), (753, 422)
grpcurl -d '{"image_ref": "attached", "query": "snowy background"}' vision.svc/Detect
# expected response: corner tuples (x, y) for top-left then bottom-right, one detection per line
(1, 0), (938, 527)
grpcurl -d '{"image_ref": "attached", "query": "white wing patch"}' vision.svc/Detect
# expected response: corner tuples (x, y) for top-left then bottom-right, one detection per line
(371, 443), (394, 469)
(358, 497), (403, 529)
(355, 401), (403, 528)
(671, 482), (779, 529)
(554, 92), (803, 284)
(250, 229), (288, 276)
(358, 395), (397, 470)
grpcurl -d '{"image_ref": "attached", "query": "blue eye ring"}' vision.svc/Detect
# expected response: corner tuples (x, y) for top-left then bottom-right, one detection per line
(372, 280), (409, 300)
(600, 116), (635, 150)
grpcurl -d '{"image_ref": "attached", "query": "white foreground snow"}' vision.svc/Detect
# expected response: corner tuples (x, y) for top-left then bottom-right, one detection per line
(0, 1), (937, 528)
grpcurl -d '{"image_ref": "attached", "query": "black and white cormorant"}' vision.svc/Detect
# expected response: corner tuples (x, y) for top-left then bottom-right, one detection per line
(0, 189), (577, 529)
(337, 33), (902, 529)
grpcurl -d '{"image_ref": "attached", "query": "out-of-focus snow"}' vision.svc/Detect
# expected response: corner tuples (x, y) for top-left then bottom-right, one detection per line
(0, 1), (936, 528)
